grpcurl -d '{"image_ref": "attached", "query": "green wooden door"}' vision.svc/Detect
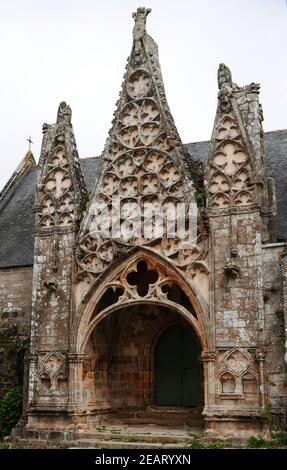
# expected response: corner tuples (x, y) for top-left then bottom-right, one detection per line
(155, 325), (201, 406)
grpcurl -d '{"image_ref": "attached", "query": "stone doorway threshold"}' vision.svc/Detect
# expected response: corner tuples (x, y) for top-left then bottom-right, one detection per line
(104, 405), (204, 428)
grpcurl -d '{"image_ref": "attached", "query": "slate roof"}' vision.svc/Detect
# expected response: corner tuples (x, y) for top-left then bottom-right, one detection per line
(0, 129), (286, 268)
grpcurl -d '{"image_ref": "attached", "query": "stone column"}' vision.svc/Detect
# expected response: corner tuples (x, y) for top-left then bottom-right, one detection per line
(67, 353), (86, 411)
(201, 350), (217, 410)
(27, 353), (38, 406)
(280, 249), (287, 364)
(257, 351), (267, 409)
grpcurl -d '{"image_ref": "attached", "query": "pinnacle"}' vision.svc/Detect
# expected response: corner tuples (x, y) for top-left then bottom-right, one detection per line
(217, 63), (232, 90)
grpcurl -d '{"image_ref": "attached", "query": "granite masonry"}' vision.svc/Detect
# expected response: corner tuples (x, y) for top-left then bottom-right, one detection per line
(0, 8), (286, 442)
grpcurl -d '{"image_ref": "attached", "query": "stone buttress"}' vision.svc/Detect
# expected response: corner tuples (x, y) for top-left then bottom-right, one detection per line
(205, 64), (277, 434)
(26, 102), (87, 423)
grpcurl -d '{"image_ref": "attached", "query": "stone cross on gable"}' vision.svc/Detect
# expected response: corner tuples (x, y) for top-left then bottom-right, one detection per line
(27, 136), (34, 151)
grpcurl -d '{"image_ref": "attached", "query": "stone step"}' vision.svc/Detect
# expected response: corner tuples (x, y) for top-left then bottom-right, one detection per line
(74, 439), (188, 449)
(107, 410), (203, 427)
(76, 430), (196, 444)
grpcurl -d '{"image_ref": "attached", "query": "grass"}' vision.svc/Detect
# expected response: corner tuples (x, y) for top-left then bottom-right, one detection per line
(110, 429), (121, 435)
(186, 431), (287, 449)
(187, 434), (231, 449)
(96, 425), (107, 433)
(161, 438), (179, 444)
(247, 432), (287, 449)
(271, 432), (287, 447)
(0, 440), (10, 449)
(127, 435), (141, 443)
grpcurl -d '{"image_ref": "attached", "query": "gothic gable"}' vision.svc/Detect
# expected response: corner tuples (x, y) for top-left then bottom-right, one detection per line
(76, 8), (207, 293)
(35, 102), (87, 233)
(207, 64), (257, 210)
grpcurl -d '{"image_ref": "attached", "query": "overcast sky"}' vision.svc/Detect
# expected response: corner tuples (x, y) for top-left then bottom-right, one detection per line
(0, 0), (286, 190)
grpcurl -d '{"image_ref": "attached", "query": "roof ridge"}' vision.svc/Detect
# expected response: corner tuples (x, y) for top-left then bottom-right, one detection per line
(263, 128), (287, 135)
(80, 155), (101, 161)
(0, 150), (36, 203)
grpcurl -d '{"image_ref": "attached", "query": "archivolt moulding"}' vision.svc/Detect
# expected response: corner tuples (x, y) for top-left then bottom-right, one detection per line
(72, 247), (211, 353)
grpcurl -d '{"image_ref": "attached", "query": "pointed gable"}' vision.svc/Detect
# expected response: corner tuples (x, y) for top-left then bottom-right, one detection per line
(77, 8), (207, 282)
(35, 102), (87, 231)
(207, 64), (265, 209)
(0, 150), (36, 203)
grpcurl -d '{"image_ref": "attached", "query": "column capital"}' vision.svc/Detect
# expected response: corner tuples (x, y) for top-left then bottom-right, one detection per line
(67, 353), (87, 363)
(201, 350), (217, 362)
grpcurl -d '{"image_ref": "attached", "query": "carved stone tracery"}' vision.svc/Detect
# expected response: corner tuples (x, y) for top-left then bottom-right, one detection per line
(218, 348), (259, 399)
(38, 144), (74, 228)
(37, 352), (67, 396)
(37, 102), (86, 231)
(90, 258), (200, 330)
(207, 112), (254, 209)
(207, 65), (256, 210)
(76, 10), (207, 287)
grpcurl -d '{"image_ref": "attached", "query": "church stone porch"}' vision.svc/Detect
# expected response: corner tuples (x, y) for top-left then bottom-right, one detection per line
(81, 304), (204, 428)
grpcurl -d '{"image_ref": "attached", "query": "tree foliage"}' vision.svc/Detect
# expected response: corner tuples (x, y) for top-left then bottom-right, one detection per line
(0, 385), (23, 438)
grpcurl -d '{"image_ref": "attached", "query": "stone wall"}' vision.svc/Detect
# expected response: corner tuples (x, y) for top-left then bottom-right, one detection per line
(263, 243), (287, 427)
(0, 267), (32, 398)
(211, 211), (264, 347)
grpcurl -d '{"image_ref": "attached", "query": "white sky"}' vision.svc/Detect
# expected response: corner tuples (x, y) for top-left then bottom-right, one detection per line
(0, 0), (286, 190)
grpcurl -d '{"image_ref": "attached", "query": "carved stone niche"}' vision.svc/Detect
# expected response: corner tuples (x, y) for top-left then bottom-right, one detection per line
(36, 352), (67, 396)
(38, 371), (51, 394)
(220, 372), (236, 394)
(242, 372), (258, 398)
(218, 348), (259, 401)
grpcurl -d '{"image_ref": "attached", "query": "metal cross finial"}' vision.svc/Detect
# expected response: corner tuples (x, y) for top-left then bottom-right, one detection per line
(27, 136), (34, 151)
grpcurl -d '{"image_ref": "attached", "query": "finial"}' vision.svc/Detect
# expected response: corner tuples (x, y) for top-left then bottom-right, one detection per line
(57, 101), (72, 125)
(217, 64), (233, 113)
(217, 63), (232, 90)
(132, 7), (151, 41)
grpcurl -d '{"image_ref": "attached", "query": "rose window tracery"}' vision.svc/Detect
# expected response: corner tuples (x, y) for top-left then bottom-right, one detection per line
(127, 69), (152, 99)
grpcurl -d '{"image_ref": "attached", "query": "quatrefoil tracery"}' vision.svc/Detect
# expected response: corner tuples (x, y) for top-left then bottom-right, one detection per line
(208, 111), (255, 209)
(117, 99), (161, 148)
(39, 145), (76, 228)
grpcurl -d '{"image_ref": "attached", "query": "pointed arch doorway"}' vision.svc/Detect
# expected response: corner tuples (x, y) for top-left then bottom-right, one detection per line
(155, 324), (201, 407)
